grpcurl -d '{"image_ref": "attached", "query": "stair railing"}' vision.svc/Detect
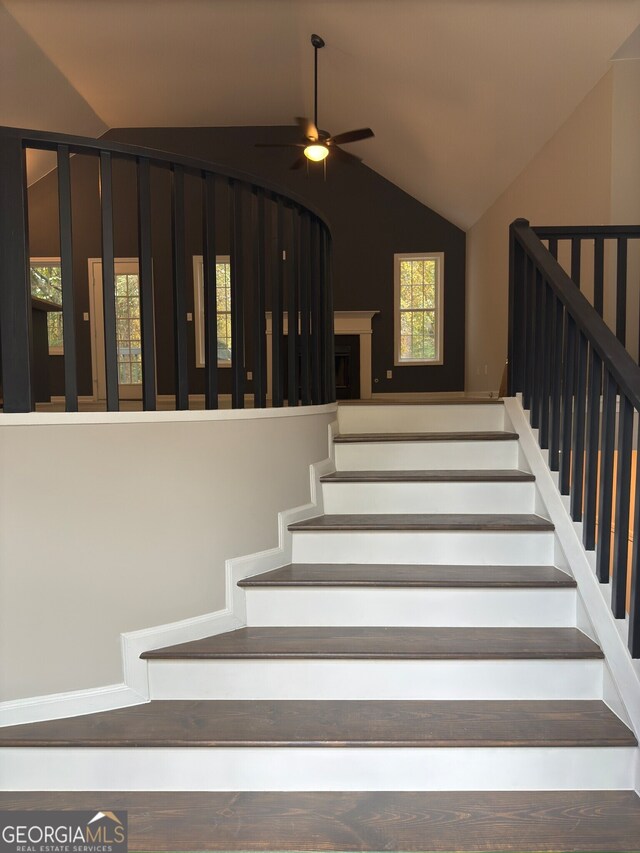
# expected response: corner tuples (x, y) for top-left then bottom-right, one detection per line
(508, 217), (640, 657)
(0, 126), (336, 413)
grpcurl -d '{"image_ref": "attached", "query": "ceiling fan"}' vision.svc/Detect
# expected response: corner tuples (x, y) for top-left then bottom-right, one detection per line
(256, 33), (375, 170)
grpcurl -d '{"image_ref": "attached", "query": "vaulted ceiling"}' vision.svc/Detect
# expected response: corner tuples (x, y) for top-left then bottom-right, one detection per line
(2, 0), (640, 228)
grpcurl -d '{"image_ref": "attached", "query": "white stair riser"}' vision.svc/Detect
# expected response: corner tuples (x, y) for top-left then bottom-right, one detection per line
(244, 587), (575, 627)
(291, 531), (555, 565)
(2, 746), (634, 791)
(147, 658), (603, 701)
(334, 441), (519, 471)
(322, 481), (535, 514)
(337, 404), (506, 434)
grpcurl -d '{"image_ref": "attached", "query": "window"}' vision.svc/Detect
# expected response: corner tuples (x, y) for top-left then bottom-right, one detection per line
(115, 271), (142, 385)
(193, 256), (232, 367)
(30, 260), (63, 354)
(394, 252), (444, 365)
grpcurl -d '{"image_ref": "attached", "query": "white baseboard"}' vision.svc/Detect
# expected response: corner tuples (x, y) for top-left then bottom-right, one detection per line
(0, 683), (146, 727)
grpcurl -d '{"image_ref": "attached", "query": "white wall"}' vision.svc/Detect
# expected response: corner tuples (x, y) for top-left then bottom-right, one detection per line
(466, 70), (614, 392)
(0, 407), (335, 701)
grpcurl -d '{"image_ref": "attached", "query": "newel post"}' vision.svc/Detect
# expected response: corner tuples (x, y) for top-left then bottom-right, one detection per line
(507, 218), (528, 398)
(0, 132), (34, 412)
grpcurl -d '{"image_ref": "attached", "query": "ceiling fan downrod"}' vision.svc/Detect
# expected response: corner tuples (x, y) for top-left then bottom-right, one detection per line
(311, 33), (325, 131)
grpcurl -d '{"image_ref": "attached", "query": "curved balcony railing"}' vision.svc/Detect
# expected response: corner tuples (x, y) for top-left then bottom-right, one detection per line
(0, 126), (335, 412)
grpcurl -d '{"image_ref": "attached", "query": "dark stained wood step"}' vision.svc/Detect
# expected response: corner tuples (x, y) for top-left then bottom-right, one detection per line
(321, 469), (535, 482)
(238, 563), (576, 588)
(0, 700), (633, 748)
(141, 626), (602, 660)
(288, 513), (554, 532)
(2, 790), (639, 852)
(334, 430), (518, 443)
(339, 397), (504, 405)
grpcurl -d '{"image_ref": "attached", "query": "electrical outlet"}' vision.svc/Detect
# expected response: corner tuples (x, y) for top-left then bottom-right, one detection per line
(83, 312), (89, 321)
(247, 371), (253, 381)
(186, 312), (193, 322)
(386, 369), (392, 379)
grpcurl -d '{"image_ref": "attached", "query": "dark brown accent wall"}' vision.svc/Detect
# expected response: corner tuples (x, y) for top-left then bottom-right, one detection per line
(27, 125), (465, 398)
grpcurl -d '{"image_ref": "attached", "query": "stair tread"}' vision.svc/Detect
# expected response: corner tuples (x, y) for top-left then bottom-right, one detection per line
(334, 430), (518, 443)
(288, 513), (554, 531)
(238, 563), (576, 588)
(141, 626), (602, 660)
(321, 469), (535, 482)
(0, 700), (632, 748)
(2, 790), (639, 852)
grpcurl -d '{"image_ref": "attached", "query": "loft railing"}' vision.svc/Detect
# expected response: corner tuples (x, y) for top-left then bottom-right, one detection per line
(508, 218), (640, 658)
(0, 126), (335, 413)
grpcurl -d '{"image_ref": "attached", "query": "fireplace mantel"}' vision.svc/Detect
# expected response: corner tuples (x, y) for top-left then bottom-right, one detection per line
(265, 310), (379, 400)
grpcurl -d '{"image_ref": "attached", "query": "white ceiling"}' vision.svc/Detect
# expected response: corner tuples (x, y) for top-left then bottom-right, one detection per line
(2, 0), (640, 228)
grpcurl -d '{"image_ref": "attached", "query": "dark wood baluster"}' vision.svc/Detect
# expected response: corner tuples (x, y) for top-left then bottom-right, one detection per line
(320, 224), (332, 403)
(596, 370), (617, 582)
(570, 331), (587, 520)
(253, 188), (267, 408)
(99, 151), (119, 412)
(287, 207), (299, 407)
(326, 229), (336, 402)
(507, 227), (519, 396)
(593, 237), (604, 317)
(298, 210), (311, 405)
(548, 237), (558, 260)
(57, 144), (78, 411)
(522, 257), (534, 411)
(0, 135), (33, 412)
(612, 394), (633, 618)
(229, 181), (245, 409)
(616, 238), (628, 346)
(171, 164), (188, 409)
(630, 440), (640, 656)
(137, 157), (156, 411)
(202, 171), (218, 410)
(530, 267), (543, 429)
(571, 238), (581, 288)
(549, 296), (563, 470)
(539, 280), (552, 448)
(271, 197), (284, 407)
(310, 217), (322, 404)
(559, 313), (576, 495)
(583, 347), (602, 550)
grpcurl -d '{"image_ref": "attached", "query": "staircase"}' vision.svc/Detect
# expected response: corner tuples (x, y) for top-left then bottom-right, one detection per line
(2, 399), (640, 852)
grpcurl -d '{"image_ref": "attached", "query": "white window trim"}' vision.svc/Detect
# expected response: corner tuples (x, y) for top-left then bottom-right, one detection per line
(30, 256), (63, 356)
(193, 255), (232, 369)
(394, 251), (444, 366)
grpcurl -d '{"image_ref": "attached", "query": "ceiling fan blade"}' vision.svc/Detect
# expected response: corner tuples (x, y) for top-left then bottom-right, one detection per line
(255, 143), (305, 148)
(330, 128), (375, 145)
(295, 116), (319, 141)
(290, 155), (307, 170)
(330, 145), (362, 165)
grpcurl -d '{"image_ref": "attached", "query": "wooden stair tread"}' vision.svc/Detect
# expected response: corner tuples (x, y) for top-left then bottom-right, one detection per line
(0, 700), (633, 748)
(2, 790), (639, 852)
(141, 626), (602, 660)
(238, 563), (576, 588)
(334, 430), (518, 443)
(288, 513), (554, 531)
(321, 469), (535, 482)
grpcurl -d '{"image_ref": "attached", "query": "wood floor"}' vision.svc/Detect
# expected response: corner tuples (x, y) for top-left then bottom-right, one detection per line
(2, 790), (640, 851)
(333, 430), (518, 442)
